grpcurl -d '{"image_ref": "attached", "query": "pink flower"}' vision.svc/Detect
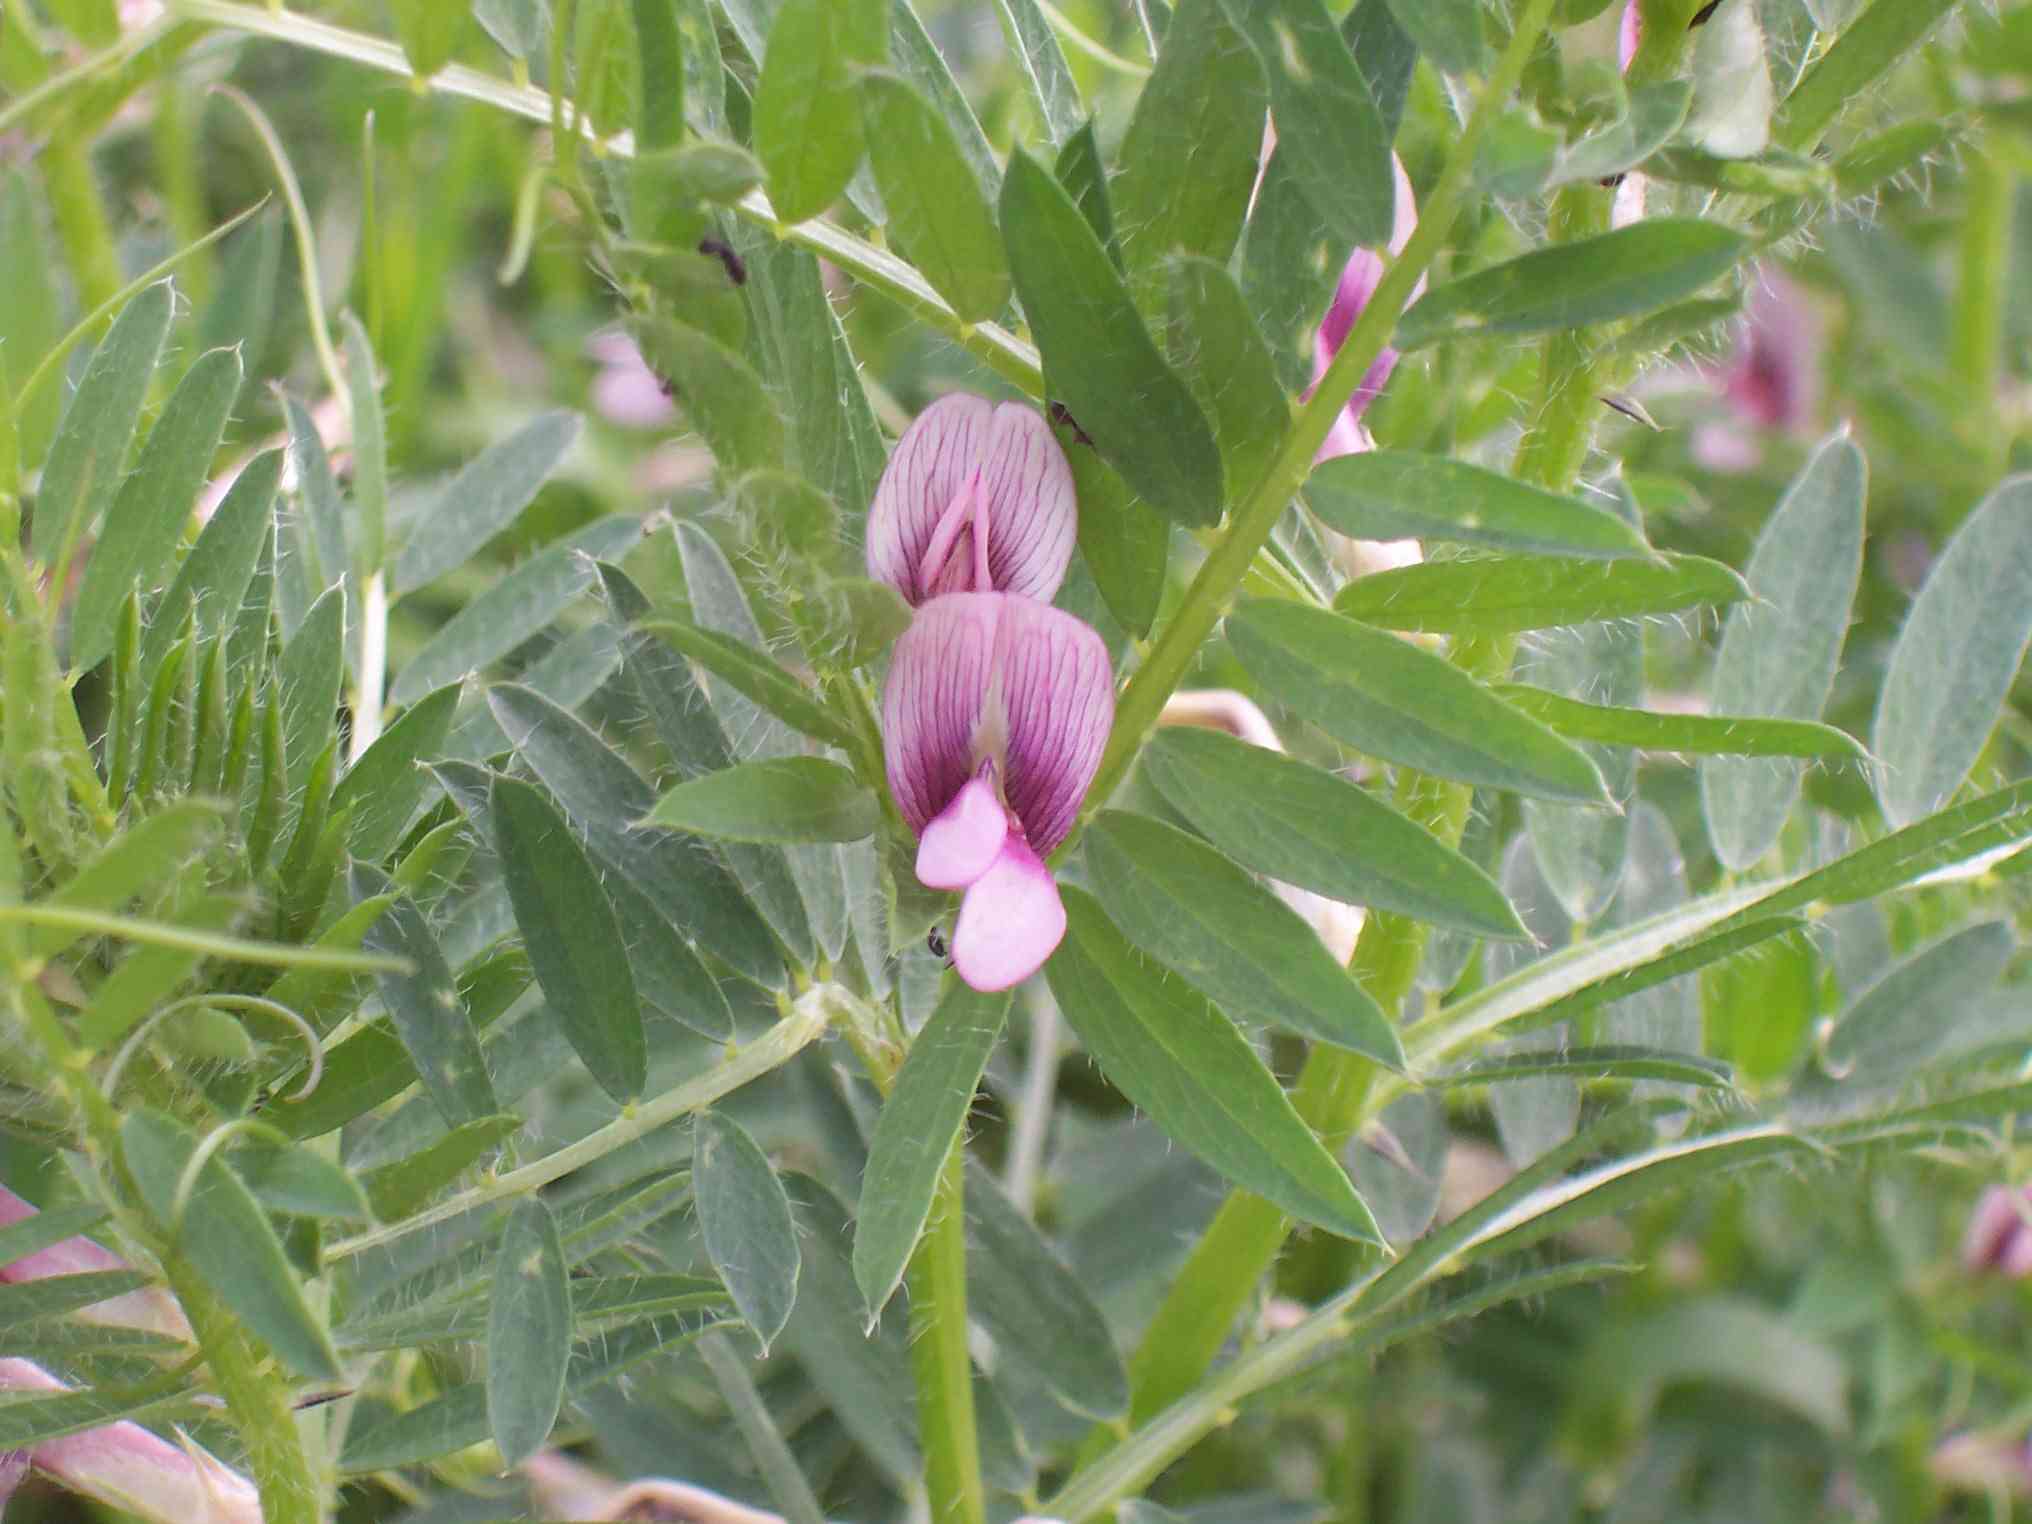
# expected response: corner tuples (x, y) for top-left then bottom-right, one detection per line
(1963, 1185), (2032, 1277)
(884, 592), (1113, 991)
(1312, 156), (1420, 462)
(1690, 265), (1823, 472)
(0, 1187), (258, 1524)
(865, 394), (1077, 607)
(587, 329), (678, 430)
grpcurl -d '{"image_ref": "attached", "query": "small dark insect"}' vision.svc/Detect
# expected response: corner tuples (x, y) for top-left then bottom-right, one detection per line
(927, 926), (951, 963)
(1048, 400), (1094, 448)
(1688, 0), (1722, 25)
(1599, 172), (1628, 190)
(698, 237), (748, 287)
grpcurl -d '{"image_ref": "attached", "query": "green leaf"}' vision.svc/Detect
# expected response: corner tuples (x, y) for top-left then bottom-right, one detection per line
(647, 757), (878, 844)
(754, 0), (867, 223)
(1228, 599), (1610, 804)
(1142, 727), (1525, 939)
(491, 776), (646, 1103)
(487, 683), (785, 992)
(474, 0), (549, 59)
(330, 683), (460, 862)
(121, 1108), (340, 1380)
(1306, 452), (1650, 558)
(341, 314), (388, 573)
(0, 1385), (198, 1452)
(1047, 889), (1382, 1243)
(1056, 411), (1167, 640)
(1399, 221), (1749, 347)
(1000, 151), (1224, 527)
(71, 346), (242, 673)
(0, 1270), (150, 1332)
(359, 1114), (522, 1221)
(140, 449), (282, 687)
(229, 1137), (372, 1220)
(1572, 1297), (1848, 1441)
(1439, 1045), (1733, 1090)
(1551, 80), (1693, 186)
(282, 395), (347, 611)
(1219, 0), (1394, 248)
(860, 73), (1009, 323)
(1873, 477), (2032, 828)
(854, 983), (1011, 1319)
(1819, 921), (2016, 1089)
(358, 869), (499, 1129)
(1505, 688), (1865, 761)
(991, 0), (1082, 144)
(1087, 810), (1406, 1066)
(390, 411), (582, 596)
(1112, 0), (1266, 290)
(487, 1197), (571, 1467)
(0, 170), (63, 468)
(31, 280), (173, 570)
(1384, 0), (1480, 73)
(694, 1109), (801, 1354)
(1698, 432), (1861, 861)
(1053, 120), (1118, 263)
(390, 515), (641, 704)
(1772, 0), (1957, 152)
(630, 317), (787, 477)
(278, 585), (345, 800)
(632, 0), (686, 151)
(341, 1309), (723, 1472)
(1334, 552), (1749, 634)
(0, 1203), (110, 1268)
(1164, 255), (1290, 502)
(639, 620), (857, 751)
(885, 0), (996, 194)
(963, 1162), (1127, 1419)
(340, 1273), (723, 1351)
(1684, 0), (1772, 158)
(31, 801), (224, 960)
(777, 1179), (921, 1484)
(389, 0), (469, 76)
(598, 564), (818, 972)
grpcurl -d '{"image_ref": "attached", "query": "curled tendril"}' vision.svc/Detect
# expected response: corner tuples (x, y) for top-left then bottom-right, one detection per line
(169, 1117), (292, 1234)
(102, 994), (325, 1102)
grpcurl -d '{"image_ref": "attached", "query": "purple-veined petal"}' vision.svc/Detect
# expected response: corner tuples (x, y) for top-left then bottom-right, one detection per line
(917, 772), (1010, 889)
(883, 592), (999, 837)
(1619, 0), (1642, 71)
(993, 596), (1114, 857)
(952, 836), (1067, 992)
(865, 395), (1077, 605)
(1312, 157), (1420, 459)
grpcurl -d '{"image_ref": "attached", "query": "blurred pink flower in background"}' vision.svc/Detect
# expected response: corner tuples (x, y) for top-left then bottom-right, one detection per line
(587, 329), (678, 430)
(0, 1187), (260, 1524)
(1691, 265), (1824, 472)
(1962, 1184), (2032, 1276)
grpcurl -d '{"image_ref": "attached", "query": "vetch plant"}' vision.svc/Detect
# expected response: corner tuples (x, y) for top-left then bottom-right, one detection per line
(2, 0), (2029, 1521)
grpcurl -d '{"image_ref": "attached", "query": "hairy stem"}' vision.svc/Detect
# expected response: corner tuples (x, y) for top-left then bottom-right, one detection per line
(908, 1144), (985, 1524)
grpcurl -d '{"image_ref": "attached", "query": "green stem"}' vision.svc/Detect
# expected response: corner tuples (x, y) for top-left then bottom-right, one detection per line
(908, 1143), (985, 1524)
(38, 135), (126, 320)
(1949, 142), (2010, 474)
(1075, 0), (1561, 833)
(167, 1267), (325, 1524)
(327, 990), (833, 1258)
(698, 1331), (829, 1524)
